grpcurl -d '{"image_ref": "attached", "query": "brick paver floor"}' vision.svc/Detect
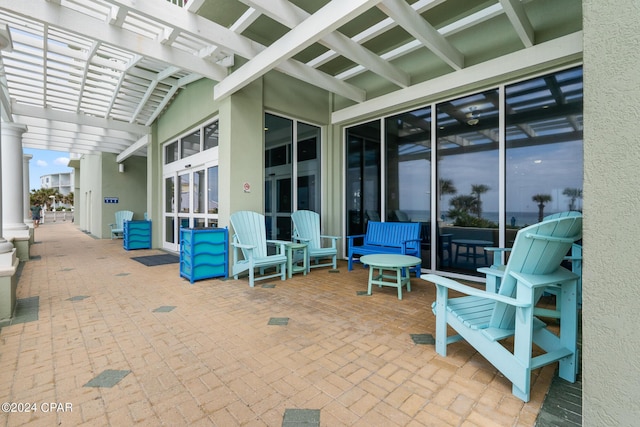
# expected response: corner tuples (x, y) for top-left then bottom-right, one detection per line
(0, 222), (556, 426)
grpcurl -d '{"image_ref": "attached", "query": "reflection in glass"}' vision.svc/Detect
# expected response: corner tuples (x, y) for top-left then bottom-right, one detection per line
(437, 89), (499, 274)
(194, 170), (204, 213)
(385, 107), (432, 266)
(264, 113), (293, 240)
(505, 66), (583, 235)
(297, 122), (320, 212)
(208, 166), (218, 214)
(178, 174), (190, 213)
(182, 130), (200, 158)
(165, 142), (178, 164)
(345, 120), (381, 236)
(165, 217), (175, 244)
(204, 122), (218, 150)
(165, 177), (174, 213)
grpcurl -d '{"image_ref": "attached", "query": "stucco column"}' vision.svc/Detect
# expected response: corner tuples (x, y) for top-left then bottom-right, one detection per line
(1, 122), (28, 233)
(23, 153), (32, 224)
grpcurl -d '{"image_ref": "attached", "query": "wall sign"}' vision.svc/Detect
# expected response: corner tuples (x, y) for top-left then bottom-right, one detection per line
(104, 197), (119, 204)
(243, 182), (251, 193)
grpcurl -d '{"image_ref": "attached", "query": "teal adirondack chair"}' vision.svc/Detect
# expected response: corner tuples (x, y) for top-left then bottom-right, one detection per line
(291, 210), (340, 270)
(229, 211), (287, 287)
(422, 215), (582, 402)
(109, 210), (134, 239)
(481, 211), (583, 318)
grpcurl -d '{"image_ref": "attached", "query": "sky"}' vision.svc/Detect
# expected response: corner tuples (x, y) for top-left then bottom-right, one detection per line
(23, 148), (73, 192)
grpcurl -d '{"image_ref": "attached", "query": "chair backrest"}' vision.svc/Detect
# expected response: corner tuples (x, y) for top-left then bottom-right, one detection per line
(229, 211), (268, 259)
(291, 210), (322, 249)
(115, 210), (134, 227)
(490, 215), (582, 329)
(365, 221), (420, 249)
(544, 211), (582, 220)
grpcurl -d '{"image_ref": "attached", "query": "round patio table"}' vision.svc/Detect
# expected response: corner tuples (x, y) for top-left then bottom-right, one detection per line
(359, 254), (421, 300)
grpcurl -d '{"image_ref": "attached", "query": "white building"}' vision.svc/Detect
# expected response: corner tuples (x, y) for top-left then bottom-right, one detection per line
(40, 171), (74, 195)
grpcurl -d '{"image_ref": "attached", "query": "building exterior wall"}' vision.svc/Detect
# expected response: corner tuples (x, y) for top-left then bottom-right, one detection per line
(100, 153), (147, 238)
(76, 153), (147, 239)
(582, 1), (640, 424)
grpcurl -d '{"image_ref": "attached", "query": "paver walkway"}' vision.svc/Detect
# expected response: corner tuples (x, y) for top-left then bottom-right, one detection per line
(0, 222), (557, 426)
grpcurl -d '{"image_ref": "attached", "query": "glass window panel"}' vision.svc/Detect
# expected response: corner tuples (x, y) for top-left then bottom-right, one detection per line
(385, 107), (432, 266)
(345, 120), (381, 236)
(194, 169), (205, 213)
(178, 173), (190, 213)
(204, 122), (219, 150)
(265, 113), (293, 241)
(437, 89), (500, 274)
(297, 122), (320, 211)
(165, 217), (175, 244)
(505, 67), (583, 236)
(181, 130), (200, 158)
(165, 142), (178, 164)
(165, 176), (174, 213)
(208, 166), (218, 214)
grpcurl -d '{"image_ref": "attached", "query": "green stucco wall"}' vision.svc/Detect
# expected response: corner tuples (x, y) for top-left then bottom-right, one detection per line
(583, 1), (640, 424)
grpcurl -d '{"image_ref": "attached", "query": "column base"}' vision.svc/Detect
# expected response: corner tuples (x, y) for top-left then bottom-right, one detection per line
(3, 229), (31, 261)
(0, 248), (18, 321)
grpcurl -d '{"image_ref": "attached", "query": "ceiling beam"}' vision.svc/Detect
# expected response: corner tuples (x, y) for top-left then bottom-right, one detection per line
(241, 0), (409, 88)
(377, 0), (464, 70)
(117, 134), (150, 162)
(104, 0), (366, 101)
(214, 0), (383, 101)
(499, 0), (534, 48)
(11, 103), (149, 135)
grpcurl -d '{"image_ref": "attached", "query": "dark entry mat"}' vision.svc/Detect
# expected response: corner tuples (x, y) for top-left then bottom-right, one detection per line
(130, 254), (179, 266)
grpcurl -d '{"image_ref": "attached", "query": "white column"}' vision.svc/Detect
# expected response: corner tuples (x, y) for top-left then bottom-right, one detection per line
(1, 122), (28, 234)
(23, 154), (32, 225)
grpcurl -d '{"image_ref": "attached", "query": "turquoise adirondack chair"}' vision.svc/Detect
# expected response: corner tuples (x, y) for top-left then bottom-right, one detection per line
(422, 215), (582, 402)
(291, 210), (340, 270)
(109, 210), (134, 239)
(229, 211), (287, 287)
(481, 211), (583, 318)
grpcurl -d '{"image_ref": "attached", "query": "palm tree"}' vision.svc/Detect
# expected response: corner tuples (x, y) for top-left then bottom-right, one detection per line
(532, 193), (552, 222)
(438, 179), (457, 199)
(562, 187), (582, 211)
(30, 188), (63, 210)
(471, 184), (490, 218)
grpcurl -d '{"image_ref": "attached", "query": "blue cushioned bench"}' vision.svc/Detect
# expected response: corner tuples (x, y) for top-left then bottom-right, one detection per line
(347, 221), (421, 276)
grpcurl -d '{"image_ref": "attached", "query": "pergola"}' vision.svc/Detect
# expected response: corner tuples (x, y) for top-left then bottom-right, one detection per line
(0, 0), (582, 162)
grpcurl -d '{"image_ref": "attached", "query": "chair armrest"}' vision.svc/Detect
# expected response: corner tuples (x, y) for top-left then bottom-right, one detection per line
(421, 273), (529, 307)
(509, 268), (579, 289)
(267, 239), (287, 253)
(320, 235), (340, 248)
(347, 234), (366, 248)
(484, 247), (512, 267)
(232, 242), (256, 250)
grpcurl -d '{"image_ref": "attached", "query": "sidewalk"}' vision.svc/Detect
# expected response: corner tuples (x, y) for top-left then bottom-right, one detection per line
(0, 222), (554, 426)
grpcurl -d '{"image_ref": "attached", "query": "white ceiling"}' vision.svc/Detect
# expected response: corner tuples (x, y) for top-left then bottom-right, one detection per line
(0, 0), (582, 158)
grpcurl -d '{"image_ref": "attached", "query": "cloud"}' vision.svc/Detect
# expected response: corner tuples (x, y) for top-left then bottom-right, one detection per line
(54, 157), (70, 166)
(36, 160), (47, 167)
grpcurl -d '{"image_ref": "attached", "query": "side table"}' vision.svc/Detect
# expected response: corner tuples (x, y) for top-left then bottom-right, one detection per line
(286, 242), (308, 278)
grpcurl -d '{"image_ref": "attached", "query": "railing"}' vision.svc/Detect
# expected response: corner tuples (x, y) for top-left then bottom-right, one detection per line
(41, 211), (73, 224)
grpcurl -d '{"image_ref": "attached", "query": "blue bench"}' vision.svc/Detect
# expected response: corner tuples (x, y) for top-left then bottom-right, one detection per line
(347, 221), (421, 276)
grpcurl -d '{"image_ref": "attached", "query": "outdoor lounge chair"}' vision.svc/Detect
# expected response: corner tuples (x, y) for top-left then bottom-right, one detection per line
(109, 210), (134, 239)
(422, 215), (582, 402)
(291, 210), (339, 270)
(229, 211), (287, 287)
(481, 211), (583, 318)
